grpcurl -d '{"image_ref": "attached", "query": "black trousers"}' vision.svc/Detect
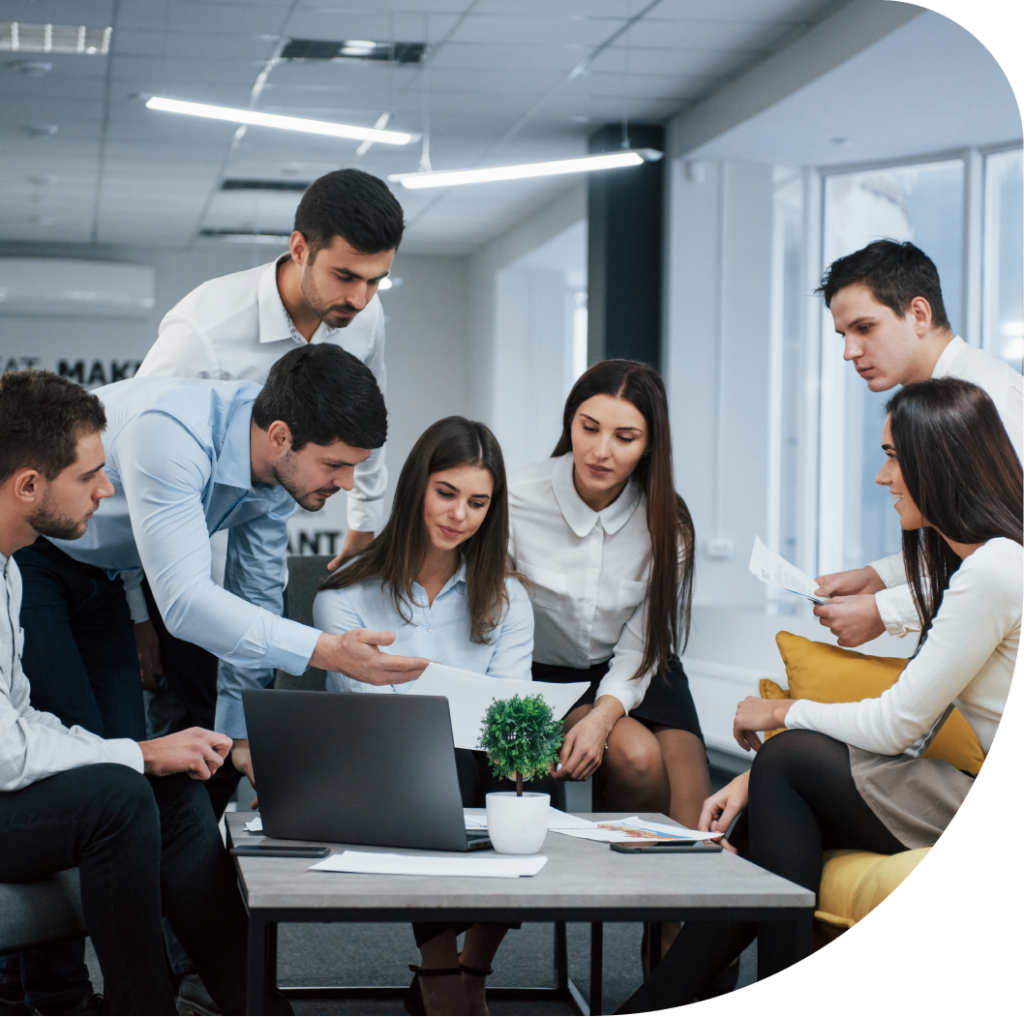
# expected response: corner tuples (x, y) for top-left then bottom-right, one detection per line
(0, 765), (249, 1016)
(617, 731), (905, 1013)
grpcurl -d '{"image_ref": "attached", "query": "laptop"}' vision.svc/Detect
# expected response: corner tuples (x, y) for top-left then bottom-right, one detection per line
(242, 688), (492, 852)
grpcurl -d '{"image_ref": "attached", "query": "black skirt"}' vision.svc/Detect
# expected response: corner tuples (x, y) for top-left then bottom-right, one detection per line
(531, 656), (704, 742)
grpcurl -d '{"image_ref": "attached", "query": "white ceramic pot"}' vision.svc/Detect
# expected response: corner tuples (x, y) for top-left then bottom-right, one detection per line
(485, 791), (550, 854)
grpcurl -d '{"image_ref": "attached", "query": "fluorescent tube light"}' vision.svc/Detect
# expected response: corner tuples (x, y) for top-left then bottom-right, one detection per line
(389, 149), (662, 189)
(146, 97), (416, 146)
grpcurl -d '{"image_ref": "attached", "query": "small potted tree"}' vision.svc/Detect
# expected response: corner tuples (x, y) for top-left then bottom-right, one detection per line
(479, 694), (564, 854)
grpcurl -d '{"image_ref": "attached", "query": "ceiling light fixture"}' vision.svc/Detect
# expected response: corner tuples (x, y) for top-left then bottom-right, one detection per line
(146, 97), (416, 146)
(389, 149), (662, 189)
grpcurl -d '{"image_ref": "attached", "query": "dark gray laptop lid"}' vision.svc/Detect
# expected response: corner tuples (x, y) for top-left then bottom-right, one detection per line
(243, 689), (470, 851)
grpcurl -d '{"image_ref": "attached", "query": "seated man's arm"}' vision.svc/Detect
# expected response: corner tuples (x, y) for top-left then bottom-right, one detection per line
(1, 657), (143, 792)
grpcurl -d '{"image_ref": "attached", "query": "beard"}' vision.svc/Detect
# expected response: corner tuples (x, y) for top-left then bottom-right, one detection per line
(271, 452), (335, 512)
(27, 493), (89, 541)
(299, 266), (359, 329)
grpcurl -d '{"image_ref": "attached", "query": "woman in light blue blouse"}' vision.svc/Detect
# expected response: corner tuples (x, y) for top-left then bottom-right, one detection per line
(313, 416), (536, 1017)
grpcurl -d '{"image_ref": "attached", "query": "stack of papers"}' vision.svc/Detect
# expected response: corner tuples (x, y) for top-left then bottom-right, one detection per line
(749, 536), (826, 604)
(310, 851), (547, 878)
(552, 816), (723, 843)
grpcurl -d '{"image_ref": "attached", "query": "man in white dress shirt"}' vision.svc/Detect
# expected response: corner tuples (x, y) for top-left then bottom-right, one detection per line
(0, 370), (260, 1016)
(138, 168), (402, 557)
(812, 240), (1023, 646)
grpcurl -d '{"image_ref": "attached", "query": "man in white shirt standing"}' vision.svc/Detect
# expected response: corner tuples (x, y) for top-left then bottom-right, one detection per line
(0, 370), (261, 1017)
(138, 167), (402, 558)
(812, 240), (1023, 646)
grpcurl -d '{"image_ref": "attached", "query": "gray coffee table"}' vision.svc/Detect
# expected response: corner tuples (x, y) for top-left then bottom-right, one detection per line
(226, 812), (814, 1015)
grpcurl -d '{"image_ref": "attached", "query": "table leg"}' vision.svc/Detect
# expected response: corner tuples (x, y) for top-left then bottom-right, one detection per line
(245, 917), (279, 1015)
(589, 922), (603, 1016)
(246, 917), (267, 1016)
(555, 922), (569, 992)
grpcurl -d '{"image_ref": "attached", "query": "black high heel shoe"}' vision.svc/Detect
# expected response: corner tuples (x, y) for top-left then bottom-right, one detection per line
(403, 965), (463, 1016)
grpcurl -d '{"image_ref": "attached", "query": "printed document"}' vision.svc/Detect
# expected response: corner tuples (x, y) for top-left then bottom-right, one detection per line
(406, 663), (590, 750)
(748, 536), (826, 604)
(553, 816), (724, 843)
(310, 850), (548, 878)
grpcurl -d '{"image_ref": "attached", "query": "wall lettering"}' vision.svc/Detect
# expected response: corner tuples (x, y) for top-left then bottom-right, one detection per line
(286, 530), (342, 556)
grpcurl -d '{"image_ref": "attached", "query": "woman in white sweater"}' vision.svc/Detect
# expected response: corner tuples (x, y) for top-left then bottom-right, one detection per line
(619, 378), (1022, 1012)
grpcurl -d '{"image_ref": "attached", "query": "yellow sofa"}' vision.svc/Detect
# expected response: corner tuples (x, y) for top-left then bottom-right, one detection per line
(815, 843), (1024, 1011)
(770, 630), (1024, 1011)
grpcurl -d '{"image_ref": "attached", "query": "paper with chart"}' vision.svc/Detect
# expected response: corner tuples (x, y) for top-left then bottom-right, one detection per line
(405, 663), (590, 751)
(748, 537), (826, 604)
(552, 816), (723, 843)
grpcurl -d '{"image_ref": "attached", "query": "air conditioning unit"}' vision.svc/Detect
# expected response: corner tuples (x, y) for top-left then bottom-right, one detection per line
(0, 259), (155, 318)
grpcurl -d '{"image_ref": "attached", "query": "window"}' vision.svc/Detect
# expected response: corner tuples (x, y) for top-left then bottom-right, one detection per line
(983, 148), (1024, 373)
(819, 160), (965, 574)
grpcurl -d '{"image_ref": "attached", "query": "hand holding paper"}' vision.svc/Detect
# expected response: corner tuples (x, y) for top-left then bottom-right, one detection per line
(748, 537), (826, 604)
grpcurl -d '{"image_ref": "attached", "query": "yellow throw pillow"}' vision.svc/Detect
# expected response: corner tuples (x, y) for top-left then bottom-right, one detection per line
(764, 631), (985, 775)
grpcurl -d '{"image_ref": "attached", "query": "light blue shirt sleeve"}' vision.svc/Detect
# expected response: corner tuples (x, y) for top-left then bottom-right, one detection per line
(114, 411), (320, 734)
(484, 578), (534, 682)
(214, 496), (302, 739)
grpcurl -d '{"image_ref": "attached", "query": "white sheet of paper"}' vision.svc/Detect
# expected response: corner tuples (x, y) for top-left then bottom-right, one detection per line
(310, 850), (548, 878)
(244, 817), (263, 832)
(463, 807), (597, 831)
(748, 536), (826, 604)
(405, 663), (590, 750)
(553, 815), (723, 843)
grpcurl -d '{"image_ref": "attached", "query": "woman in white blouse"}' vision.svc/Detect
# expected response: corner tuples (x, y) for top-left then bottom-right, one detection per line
(508, 360), (712, 829)
(314, 416), (536, 1017)
(619, 378), (1022, 1011)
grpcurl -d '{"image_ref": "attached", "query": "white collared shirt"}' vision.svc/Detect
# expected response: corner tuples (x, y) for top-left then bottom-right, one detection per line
(137, 256), (388, 532)
(0, 552), (143, 791)
(508, 453), (653, 714)
(870, 336), (1024, 637)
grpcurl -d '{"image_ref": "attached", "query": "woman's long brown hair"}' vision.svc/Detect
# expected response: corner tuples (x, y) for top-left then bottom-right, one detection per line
(321, 416), (514, 643)
(552, 360), (696, 680)
(887, 377), (1023, 644)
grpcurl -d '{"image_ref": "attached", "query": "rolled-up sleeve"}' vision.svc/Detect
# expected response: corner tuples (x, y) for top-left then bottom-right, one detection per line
(115, 413), (321, 736)
(345, 310), (388, 533)
(594, 598), (653, 714)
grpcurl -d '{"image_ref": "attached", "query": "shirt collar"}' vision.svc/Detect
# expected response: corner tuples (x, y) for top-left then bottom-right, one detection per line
(213, 398), (256, 491)
(931, 335), (966, 378)
(551, 451), (641, 537)
(257, 255), (342, 346)
(411, 562), (468, 603)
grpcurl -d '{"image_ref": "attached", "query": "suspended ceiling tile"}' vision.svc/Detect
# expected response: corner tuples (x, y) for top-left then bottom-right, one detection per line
(164, 2), (289, 37)
(449, 13), (626, 47)
(430, 41), (586, 72)
(626, 17), (796, 51)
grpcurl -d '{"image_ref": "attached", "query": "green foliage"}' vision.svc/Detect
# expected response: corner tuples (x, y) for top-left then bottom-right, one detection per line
(479, 694), (564, 794)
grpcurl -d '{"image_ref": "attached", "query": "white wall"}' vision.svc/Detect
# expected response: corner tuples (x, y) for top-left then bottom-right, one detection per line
(467, 182), (587, 435)
(0, 243), (472, 554)
(664, 157), (776, 610)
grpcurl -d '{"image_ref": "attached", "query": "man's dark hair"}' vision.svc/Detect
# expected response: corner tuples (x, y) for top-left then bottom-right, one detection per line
(252, 344), (387, 452)
(0, 371), (106, 486)
(817, 240), (951, 331)
(294, 169), (405, 258)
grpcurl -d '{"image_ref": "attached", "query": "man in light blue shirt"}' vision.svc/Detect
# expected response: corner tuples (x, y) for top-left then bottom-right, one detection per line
(15, 344), (429, 790)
